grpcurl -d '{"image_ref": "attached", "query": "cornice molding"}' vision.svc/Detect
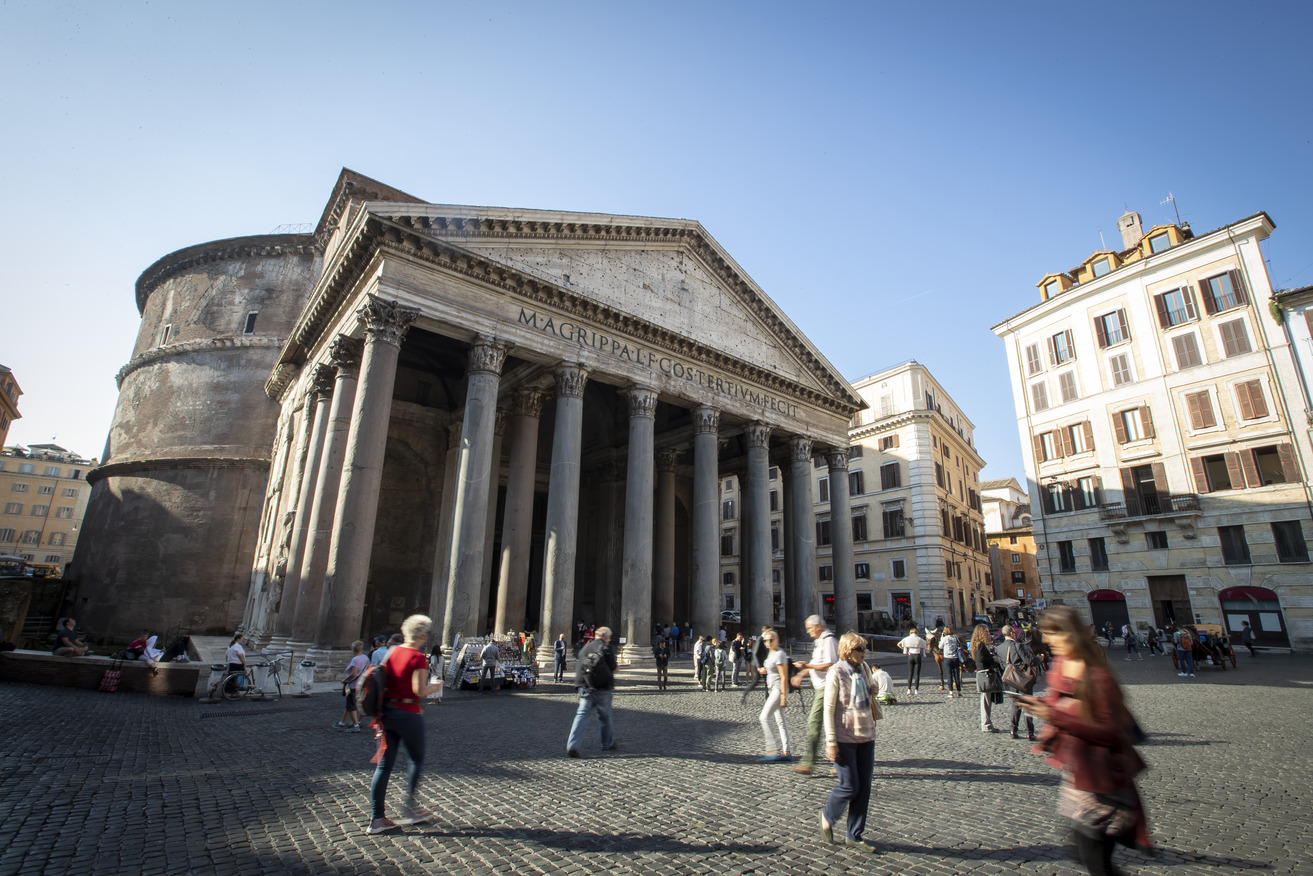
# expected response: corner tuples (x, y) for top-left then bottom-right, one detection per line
(135, 235), (317, 315)
(273, 213), (862, 418)
(87, 455), (271, 485)
(117, 336), (285, 388)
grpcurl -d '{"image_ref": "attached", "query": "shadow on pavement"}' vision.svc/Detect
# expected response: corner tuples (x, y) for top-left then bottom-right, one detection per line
(416, 827), (777, 854)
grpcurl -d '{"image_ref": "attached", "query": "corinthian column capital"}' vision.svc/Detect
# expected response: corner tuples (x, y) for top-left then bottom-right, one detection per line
(790, 436), (814, 463)
(746, 421), (771, 450)
(328, 335), (364, 378)
(513, 389), (545, 419)
(309, 363), (337, 398)
(494, 408), (509, 437)
(357, 295), (419, 347)
(627, 386), (658, 419)
(656, 448), (681, 473)
(468, 336), (509, 375)
(554, 363), (589, 399)
(692, 405), (720, 435)
(826, 449), (850, 472)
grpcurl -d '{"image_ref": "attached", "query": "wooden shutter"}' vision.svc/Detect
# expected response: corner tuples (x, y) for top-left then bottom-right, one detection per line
(1225, 452), (1246, 490)
(1186, 391), (1215, 430)
(1248, 381), (1268, 418)
(1094, 315), (1109, 348)
(1061, 426), (1075, 456)
(1119, 467), (1136, 501)
(1094, 475), (1104, 505)
(1041, 486), (1054, 514)
(1278, 443), (1301, 483)
(1201, 277), (1218, 314)
(1064, 329), (1075, 359)
(1235, 381), (1255, 420)
(1184, 286), (1198, 320)
(1047, 335), (1058, 365)
(1240, 448), (1261, 489)
(1117, 309), (1130, 342)
(1230, 269), (1248, 306)
(1151, 462), (1170, 497)
(1140, 405), (1156, 439)
(1112, 411), (1127, 444)
(1154, 294), (1171, 329)
(1082, 420), (1095, 451)
(1190, 457), (1211, 493)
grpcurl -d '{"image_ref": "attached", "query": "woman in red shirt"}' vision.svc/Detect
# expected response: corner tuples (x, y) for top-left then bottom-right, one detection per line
(1018, 606), (1151, 875)
(368, 614), (444, 835)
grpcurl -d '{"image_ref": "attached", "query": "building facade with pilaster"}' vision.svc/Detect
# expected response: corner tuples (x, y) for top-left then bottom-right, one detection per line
(993, 210), (1313, 651)
(0, 443), (94, 573)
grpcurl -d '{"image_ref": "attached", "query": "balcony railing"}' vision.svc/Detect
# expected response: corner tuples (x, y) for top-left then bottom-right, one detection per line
(1097, 493), (1200, 520)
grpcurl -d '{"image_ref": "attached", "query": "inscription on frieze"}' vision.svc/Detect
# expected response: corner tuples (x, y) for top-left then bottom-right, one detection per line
(516, 307), (799, 419)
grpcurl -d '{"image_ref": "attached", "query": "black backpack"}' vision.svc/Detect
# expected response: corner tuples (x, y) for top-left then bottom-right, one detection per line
(358, 659), (389, 717)
(580, 644), (612, 689)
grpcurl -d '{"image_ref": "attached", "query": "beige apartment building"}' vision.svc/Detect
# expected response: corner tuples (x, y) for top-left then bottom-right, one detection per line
(0, 366), (20, 449)
(993, 210), (1313, 651)
(0, 444), (95, 574)
(982, 477), (1042, 610)
(719, 361), (990, 633)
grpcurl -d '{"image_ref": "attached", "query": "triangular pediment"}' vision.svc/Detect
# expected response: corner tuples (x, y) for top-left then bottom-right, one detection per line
(364, 201), (861, 409)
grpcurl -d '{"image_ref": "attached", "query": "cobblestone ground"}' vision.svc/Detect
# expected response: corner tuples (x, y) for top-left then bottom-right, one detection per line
(0, 649), (1309, 876)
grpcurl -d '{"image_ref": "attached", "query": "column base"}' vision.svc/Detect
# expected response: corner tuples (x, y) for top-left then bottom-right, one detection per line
(304, 646), (352, 683)
(619, 643), (655, 665)
(264, 636), (294, 654)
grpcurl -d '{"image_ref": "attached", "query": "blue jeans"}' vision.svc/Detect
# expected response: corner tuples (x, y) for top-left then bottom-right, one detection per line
(823, 739), (875, 842)
(554, 656), (566, 681)
(1178, 648), (1195, 674)
(566, 688), (613, 752)
(371, 709), (425, 819)
(944, 657), (962, 692)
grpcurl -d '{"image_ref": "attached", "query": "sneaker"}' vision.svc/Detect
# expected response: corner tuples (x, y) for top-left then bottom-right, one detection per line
(348, 725), (362, 733)
(601, 742), (618, 751)
(567, 749), (582, 758)
(333, 721), (349, 729)
(793, 764), (813, 775)
(1177, 672), (1188, 677)
(1189, 673), (1195, 677)
(845, 838), (879, 854)
(366, 818), (399, 835)
(398, 807), (431, 826)
(1124, 657), (1132, 661)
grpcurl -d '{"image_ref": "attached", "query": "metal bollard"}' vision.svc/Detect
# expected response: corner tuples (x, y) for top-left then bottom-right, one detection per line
(295, 660), (316, 697)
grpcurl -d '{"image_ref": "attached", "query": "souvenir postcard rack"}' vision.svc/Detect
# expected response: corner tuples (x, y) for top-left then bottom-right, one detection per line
(448, 635), (538, 690)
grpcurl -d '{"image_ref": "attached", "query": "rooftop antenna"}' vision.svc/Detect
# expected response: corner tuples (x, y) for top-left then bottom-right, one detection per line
(1098, 226), (1106, 250)
(1160, 192), (1182, 226)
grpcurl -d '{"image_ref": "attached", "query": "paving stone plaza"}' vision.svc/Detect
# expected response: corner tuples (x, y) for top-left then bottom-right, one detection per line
(0, 651), (1308, 876)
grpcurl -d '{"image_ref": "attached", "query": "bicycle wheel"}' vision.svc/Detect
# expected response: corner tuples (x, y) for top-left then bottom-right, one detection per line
(221, 672), (246, 701)
(268, 664), (283, 700)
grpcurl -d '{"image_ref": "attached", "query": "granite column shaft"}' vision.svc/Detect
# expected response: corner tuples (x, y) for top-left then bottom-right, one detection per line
(620, 386), (657, 661)
(495, 391), (542, 635)
(537, 364), (587, 668)
(827, 450), (857, 635)
(690, 406), (721, 646)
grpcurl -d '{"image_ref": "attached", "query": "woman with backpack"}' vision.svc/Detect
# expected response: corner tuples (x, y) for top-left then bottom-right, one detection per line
(1017, 606), (1151, 875)
(366, 614), (444, 835)
(939, 626), (964, 698)
(971, 624), (1001, 732)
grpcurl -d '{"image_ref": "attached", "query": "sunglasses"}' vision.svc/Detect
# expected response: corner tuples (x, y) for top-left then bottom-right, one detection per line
(853, 646), (867, 653)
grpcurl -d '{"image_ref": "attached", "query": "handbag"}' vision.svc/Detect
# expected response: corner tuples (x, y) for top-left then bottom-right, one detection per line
(977, 668), (1002, 694)
(1003, 663), (1037, 694)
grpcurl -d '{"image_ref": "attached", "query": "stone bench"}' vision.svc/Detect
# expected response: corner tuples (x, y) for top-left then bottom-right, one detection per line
(0, 649), (201, 696)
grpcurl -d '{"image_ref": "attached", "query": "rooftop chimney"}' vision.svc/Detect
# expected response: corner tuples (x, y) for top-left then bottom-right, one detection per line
(1117, 210), (1143, 250)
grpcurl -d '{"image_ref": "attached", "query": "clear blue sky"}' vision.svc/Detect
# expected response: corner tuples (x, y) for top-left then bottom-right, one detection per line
(3, 1), (1311, 481)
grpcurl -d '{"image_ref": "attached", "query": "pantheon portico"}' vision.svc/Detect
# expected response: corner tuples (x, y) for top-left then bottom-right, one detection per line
(242, 170), (864, 667)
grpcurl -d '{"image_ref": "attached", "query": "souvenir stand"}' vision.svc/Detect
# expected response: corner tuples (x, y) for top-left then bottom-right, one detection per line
(447, 634), (538, 690)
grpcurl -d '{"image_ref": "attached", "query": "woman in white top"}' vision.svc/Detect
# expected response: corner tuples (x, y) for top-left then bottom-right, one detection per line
(897, 627), (927, 695)
(939, 626), (964, 697)
(756, 630), (792, 762)
(337, 640), (368, 732)
(224, 633), (247, 695)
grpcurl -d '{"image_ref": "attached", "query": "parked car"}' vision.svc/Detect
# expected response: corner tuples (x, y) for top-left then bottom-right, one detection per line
(720, 610), (741, 623)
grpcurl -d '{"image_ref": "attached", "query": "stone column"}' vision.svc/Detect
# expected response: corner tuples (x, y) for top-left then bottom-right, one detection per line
(427, 424), (460, 643)
(789, 437), (816, 637)
(441, 338), (510, 645)
(620, 386), (658, 663)
(652, 448), (679, 630)
(475, 410), (507, 636)
(690, 406), (720, 643)
(827, 449), (857, 635)
(780, 463), (797, 641)
(290, 336), (362, 649)
(537, 364), (588, 669)
(313, 298), (418, 649)
(744, 422), (773, 633)
(270, 365), (335, 647)
(495, 391), (543, 635)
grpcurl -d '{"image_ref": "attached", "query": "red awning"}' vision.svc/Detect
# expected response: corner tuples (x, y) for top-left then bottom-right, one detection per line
(1087, 589), (1126, 602)
(1218, 586), (1278, 601)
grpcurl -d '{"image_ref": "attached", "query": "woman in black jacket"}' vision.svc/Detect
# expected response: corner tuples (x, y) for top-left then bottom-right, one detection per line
(971, 625), (1001, 732)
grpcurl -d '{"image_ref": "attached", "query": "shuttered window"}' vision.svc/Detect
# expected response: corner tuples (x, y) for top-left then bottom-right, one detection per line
(1171, 333), (1203, 369)
(880, 462), (901, 490)
(1201, 270), (1247, 314)
(1218, 319), (1252, 357)
(1049, 329), (1075, 365)
(1059, 371), (1079, 403)
(1235, 380), (1268, 420)
(1094, 309), (1130, 348)
(1185, 390), (1217, 430)
(1154, 287), (1198, 328)
(1025, 343), (1043, 375)
(1109, 353), (1133, 386)
(1031, 381), (1049, 412)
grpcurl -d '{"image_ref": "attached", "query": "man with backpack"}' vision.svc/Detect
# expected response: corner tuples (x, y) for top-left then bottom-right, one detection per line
(478, 639), (501, 692)
(996, 625), (1036, 740)
(1174, 627), (1196, 677)
(566, 626), (618, 757)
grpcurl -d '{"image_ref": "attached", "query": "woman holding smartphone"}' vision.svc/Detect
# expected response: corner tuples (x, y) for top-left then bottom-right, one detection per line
(1017, 606), (1151, 875)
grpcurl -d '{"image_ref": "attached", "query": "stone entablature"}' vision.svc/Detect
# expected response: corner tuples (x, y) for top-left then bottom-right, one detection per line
(116, 335), (285, 388)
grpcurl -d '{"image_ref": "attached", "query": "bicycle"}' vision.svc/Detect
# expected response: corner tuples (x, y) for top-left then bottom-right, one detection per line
(218, 651), (290, 701)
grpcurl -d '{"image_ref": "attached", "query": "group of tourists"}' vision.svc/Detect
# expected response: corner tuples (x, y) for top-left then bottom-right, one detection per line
(355, 606), (1151, 875)
(1100, 620), (1246, 678)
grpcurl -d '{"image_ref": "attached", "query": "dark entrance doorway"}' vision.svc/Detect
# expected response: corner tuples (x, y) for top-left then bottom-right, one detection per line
(1146, 575), (1191, 628)
(1087, 589), (1129, 632)
(1219, 586), (1290, 648)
